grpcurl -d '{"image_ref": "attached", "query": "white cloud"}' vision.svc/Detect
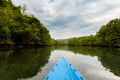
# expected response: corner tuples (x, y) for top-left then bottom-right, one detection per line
(12, 0), (120, 39)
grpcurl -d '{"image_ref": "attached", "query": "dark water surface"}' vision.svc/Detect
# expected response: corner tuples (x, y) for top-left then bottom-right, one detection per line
(0, 46), (120, 80)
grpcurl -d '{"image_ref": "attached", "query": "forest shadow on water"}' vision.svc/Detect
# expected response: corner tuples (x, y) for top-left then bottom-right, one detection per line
(67, 46), (120, 77)
(0, 46), (120, 80)
(0, 46), (52, 80)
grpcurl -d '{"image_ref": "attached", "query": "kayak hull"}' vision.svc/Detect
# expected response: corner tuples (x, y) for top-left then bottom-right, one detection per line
(43, 57), (85, 80)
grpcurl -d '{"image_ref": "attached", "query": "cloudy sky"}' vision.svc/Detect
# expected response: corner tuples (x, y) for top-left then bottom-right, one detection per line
(12, 0), (120, 39)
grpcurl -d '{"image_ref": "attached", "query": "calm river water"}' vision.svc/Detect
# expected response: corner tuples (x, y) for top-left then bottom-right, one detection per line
(0, 46), (120, 80)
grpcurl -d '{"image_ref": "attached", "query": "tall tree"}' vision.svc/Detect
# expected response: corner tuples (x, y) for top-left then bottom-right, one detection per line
(97, 19), (120, 47)
(0, 0), (53, 45)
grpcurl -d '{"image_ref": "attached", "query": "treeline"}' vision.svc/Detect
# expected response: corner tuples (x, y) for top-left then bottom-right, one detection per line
(55, 39), (69, 45)
(0, 0), (54, 45)
(55, 19), (120, 47)
(68, 19), (120, 47)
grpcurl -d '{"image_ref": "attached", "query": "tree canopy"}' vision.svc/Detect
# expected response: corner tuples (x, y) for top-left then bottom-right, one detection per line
(67, 19), (120, 47)
(0, 0), (54, 45)
(97, 19), (120, 47)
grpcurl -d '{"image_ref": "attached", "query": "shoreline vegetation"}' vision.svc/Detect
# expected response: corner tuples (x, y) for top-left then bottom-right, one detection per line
(0, 0), (55, 47)
(55, 19), (120, 48)
(0, 0), (120, 48)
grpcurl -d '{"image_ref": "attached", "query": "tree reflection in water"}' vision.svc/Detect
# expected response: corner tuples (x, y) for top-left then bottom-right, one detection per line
(0, 47), (52, 80)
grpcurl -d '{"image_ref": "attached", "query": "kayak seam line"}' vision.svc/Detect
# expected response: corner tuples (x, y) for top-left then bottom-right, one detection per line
(63, 57), (73, 80)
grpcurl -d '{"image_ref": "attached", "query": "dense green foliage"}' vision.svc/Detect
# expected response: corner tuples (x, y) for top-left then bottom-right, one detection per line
(67, 19), (120, 47)
(97, 19), (120, 46)
(0, 0), (54, 45)
(54, 39), (69, 45)
(68, 35), (98, 46)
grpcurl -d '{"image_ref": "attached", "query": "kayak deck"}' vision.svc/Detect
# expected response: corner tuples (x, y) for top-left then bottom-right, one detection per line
(43, 57), (85, 80)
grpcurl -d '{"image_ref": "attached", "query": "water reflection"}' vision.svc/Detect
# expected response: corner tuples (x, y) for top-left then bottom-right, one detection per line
(99, 48), (120, 77)
(67, 46), (120, 77)
(0, 46), (120, 80)
(0, 47), (52, 80)
(44, 46), (120, 80)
